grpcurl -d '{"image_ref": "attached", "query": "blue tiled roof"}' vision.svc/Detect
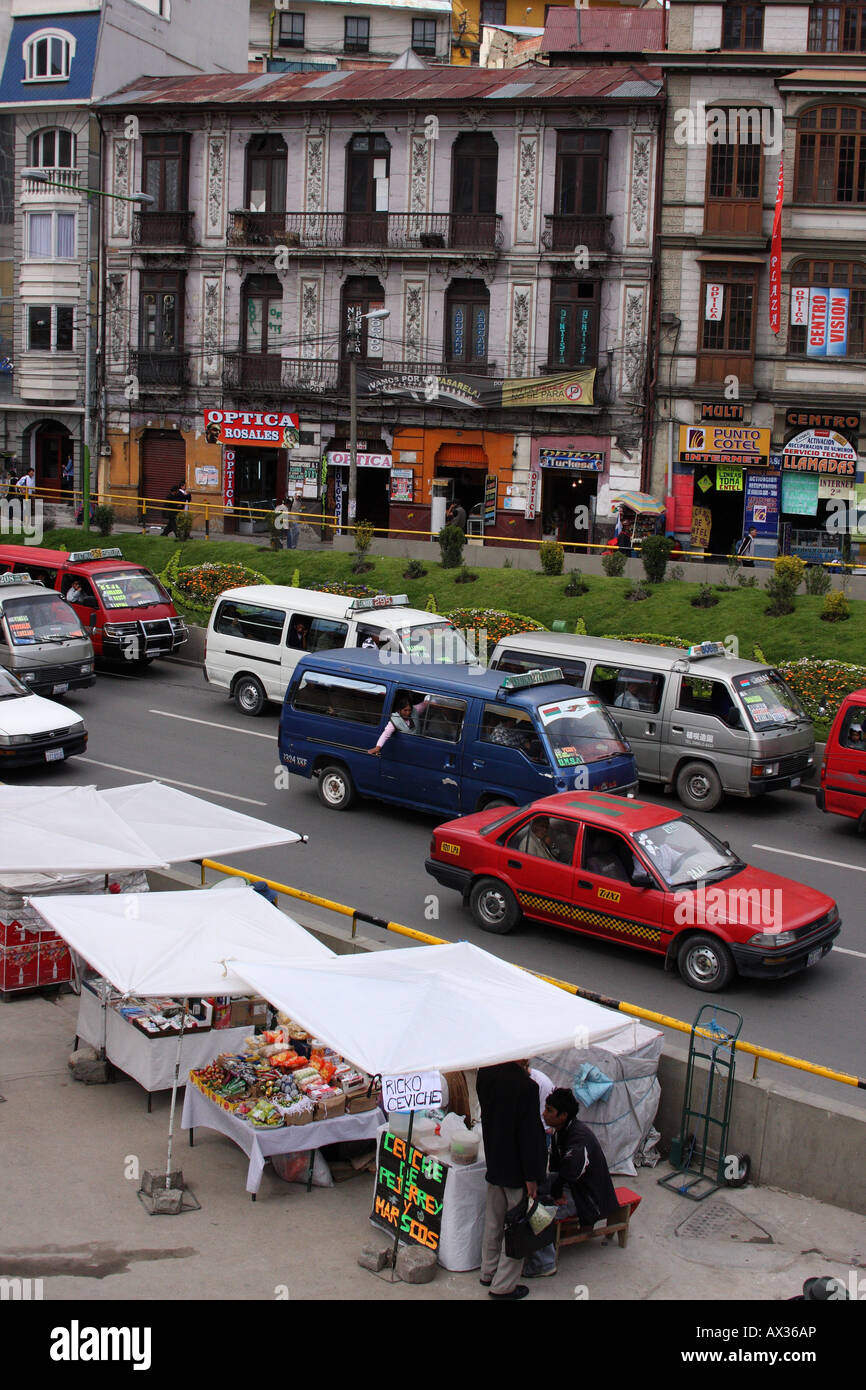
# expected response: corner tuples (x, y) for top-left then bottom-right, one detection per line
(0, 14), (100, 105)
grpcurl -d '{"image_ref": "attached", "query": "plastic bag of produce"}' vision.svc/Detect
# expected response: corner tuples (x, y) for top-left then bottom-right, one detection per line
(271, 1150), (333, 1187)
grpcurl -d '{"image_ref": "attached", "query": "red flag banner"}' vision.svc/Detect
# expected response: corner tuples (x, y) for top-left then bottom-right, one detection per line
(770, 155), (784, 334)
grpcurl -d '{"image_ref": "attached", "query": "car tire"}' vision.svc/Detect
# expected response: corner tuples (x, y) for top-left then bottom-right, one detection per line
(675, 761), (723, 812)
(725, 1152), (751, 1188)
(481, 797), (512, 811)
(469, 877), (521, 935)
(233, 675), (266, 717)
(317, 763), (356, 811)
(677, 933), (735, 991)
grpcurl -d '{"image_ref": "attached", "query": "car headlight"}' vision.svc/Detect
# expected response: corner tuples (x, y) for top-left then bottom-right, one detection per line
(19, 672), (36, 682)
(748, 930), (797, 947)
(169, 616), (185, 629)
(104, 622), (137, 636)
(80, 663), (92, 674)
(751, 762), (779, 777)
(0, 733), (33, 746)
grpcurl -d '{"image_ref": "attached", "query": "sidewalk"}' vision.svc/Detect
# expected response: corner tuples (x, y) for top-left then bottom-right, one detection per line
(2, 987), (863, 1303)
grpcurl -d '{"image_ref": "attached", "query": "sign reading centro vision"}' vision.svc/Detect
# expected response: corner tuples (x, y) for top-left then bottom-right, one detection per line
(381, 1070), (443, 1114)
(204, 410), (299, 448)
(679, 425), (771, 467)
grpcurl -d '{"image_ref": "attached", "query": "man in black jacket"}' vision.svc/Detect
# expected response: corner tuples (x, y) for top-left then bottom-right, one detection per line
(477, 1061), (548, 1301)
(524, 1086), (620, 1277)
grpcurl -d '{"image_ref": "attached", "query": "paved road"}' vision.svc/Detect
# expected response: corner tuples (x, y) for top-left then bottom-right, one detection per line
(18, 655), (866, 1111)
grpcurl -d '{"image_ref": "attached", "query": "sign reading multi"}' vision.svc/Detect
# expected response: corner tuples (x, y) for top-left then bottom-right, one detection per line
(357, 368), (595, 408)
(204, 410), (299, 448)
(679, 425), (771, 466)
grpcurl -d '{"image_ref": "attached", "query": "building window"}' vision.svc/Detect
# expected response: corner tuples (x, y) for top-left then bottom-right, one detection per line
(243, 275), (283, 355)
(245, 134), (287, 213)
(697, 263), (758, 383)
(445, 279), (490, 367)
(27, 210), (76, 259)
(278, 13), (305, 48)
(23, 30), (75, 82)
(142, 134), (188, 211)
(27, 128), (75, 169)
(451, 133), (498, 217)
(795, 105), (866, 204)
(788, 260), (866, 356)
(139, 273), (183, 352)
(721, 3), (764, 49)
(27, 305), (73, 351)
(809, 4), (866, 51)
(705, 121), (763, 234)
(344, 17), (370, 52)
(342, 277), (386, 361)
(481, 0), (507, 25)
(412, 19), (437, 54)
(548, 279), (600, 369)
(555, 130), (608, 216)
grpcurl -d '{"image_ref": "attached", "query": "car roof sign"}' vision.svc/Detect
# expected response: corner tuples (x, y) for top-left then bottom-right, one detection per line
(498, 667), (564, 694)
(66, 547), (124, 564)
(0, 571), (33, 586)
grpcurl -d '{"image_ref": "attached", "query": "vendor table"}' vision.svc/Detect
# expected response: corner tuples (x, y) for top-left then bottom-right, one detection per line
(75, 987), (253, 1103)
(182, 1083), (384, 1197)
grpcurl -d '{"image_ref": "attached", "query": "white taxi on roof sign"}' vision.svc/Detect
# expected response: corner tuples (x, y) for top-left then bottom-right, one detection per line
(0, 666), (87, 767)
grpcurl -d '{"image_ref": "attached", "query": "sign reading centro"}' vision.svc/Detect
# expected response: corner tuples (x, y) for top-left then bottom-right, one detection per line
(204, 410), (299, 449)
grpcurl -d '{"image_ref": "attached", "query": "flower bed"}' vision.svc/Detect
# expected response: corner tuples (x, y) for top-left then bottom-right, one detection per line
(774, 658), (866, 722)
(445, 608), (547, 660)
(600, 632), (692, 648)
(160, 553), (269, 619)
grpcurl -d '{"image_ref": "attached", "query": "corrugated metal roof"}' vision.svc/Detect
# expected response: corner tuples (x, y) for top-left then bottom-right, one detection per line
(99, 63), (664, 108)
(541, 8), (665, 55)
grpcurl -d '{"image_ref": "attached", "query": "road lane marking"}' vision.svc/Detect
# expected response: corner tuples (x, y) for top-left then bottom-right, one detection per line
(79, 758), (268, 806)
(149, 709), (277, 740)
(752, 844), (866, 874)
(833, 947), (866, 959)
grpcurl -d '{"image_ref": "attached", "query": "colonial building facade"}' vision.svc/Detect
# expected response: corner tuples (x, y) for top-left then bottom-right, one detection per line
(98, 64), (662, 543)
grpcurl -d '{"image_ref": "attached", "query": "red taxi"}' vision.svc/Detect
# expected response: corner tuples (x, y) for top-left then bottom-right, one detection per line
(425, 791), (840, 990)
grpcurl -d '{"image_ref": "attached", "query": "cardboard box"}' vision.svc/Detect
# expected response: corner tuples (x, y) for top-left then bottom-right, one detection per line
(229, 997), (269, 1028)
(315, 1093), (347, 1122)
(346, 1093), (380, 1115)
(282, 1107), (314, 1126)
(0, 938), (40, 991)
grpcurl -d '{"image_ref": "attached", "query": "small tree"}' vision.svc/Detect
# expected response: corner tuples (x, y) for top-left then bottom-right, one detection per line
(352, 519), (375, 574)
(438, 523), (465, 569)
(804, 565), (832, 596)
(765, 554), (805, 617)
(601, 549), (626, 578)
(821, 590), (850, 622)
(93, 505), (114, 537)
(539, 540), (564, 575)
(175, 511), (193, 542)
(640, 534), (675, 584)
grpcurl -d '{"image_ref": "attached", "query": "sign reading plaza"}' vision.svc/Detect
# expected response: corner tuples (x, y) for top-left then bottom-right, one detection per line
(371, 1130), (448, 1252)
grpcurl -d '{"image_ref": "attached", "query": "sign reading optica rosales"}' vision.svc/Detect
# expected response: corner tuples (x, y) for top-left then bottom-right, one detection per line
(204, 410), (299, 448)
(381, 1071), (443, 1114)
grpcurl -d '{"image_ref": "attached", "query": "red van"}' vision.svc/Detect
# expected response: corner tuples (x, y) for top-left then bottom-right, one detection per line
(817, 689), (866, 830)
(0, 544), (187, 664)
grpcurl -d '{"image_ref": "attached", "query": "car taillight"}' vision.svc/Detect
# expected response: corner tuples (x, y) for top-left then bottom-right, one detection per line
(430, 837), (437, 855)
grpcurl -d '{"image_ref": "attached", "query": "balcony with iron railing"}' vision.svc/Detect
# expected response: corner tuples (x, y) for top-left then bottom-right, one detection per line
(129, 349), (190, 389)
(542, 214), (613, 254)
(21, 167), (81, 201)
(227, 210), (504, 254)
(223, 351), (285, 393)
(223, 355), (502, 397)
(133, 210), (195, 247)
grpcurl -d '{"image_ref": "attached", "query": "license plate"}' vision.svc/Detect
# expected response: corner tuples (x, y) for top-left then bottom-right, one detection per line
(806, 947), (823, 967)
(790, 777), (801, 788)
(52, 682), (69, 694)
(45, 747), (64, 762)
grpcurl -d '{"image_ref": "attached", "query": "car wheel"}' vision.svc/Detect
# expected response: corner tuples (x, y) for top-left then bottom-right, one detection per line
(234, 675), (266, 717)
(675, 761), (723, 812)
(482, 797), (512, 811)
(677, 933), (735, 991)
(469, 877), (521, 935)
(317, 763), (356, 811)
(725, 1152), (751, 1188)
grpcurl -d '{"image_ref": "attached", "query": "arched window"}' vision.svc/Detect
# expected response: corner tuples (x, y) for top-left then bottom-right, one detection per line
(788, 260), (866, 356)
(23, 30), (75, 82)
(809, 4), (866, 52)
(445, 279), (489, 369)
(795, 105), (866, 204)
(28, 128), (76, 169)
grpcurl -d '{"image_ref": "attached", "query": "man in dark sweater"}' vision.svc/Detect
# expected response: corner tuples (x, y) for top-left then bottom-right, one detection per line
(477, 1061), (548, 1301)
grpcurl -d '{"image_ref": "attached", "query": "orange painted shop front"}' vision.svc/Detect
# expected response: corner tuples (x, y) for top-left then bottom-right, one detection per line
(390, 428), (534, 543)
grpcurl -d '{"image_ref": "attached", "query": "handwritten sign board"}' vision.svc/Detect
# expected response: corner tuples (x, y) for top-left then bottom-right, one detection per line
(370, 1131), (447, 1252)
(381, 1071), (442, 1114)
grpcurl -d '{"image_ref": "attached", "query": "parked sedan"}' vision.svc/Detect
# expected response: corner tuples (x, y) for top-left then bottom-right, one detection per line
(0, 668), (87, 768)
(425, 791), (840, 990)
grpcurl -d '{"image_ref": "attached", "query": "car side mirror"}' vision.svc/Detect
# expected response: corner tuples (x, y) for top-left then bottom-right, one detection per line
(725, 709), (743, 729)
(631, 866), (652, 889)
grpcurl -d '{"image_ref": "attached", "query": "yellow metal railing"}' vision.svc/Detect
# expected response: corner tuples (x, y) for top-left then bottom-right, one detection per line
(200, 857), (865, 1093)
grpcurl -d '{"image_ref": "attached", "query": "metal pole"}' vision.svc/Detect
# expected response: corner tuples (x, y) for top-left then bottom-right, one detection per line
(348, 348), (358, 526)
(82, 194), (93, 534)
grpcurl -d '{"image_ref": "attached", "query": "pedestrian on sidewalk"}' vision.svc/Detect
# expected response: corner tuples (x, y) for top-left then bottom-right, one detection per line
(477, 1060), (548, 1301)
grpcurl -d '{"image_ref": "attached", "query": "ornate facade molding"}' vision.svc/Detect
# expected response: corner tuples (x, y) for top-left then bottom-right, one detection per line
(508, 284), (533, 378)
(304, 133), (325, 216)
(627, 133), (652, 248)
(621, 286), (646, 395)
(107, 273), (127, 373)
(300, 277), (322, 358)
(409, 135), (430, 217)
(206, 135), (225, 239)
(201, 275), (222, 378)
(514, 133), (538, 246)
(111, 139), (130, 238)
(403, 280), (425, 362)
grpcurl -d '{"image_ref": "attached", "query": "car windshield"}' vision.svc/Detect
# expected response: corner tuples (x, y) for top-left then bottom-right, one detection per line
(734, 671), (808, 729)
(634, 818), (741, 889)
(2, 595), (85, 645)
(0, 666), (29, 700)
(396, 622), (474, 664)
(92, 570), (168, 611)
(535, 695), (628, 766)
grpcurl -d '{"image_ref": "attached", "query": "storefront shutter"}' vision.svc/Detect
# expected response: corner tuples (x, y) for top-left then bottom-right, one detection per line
(141, 430), (186, 512)
(435, 444), (487, 464)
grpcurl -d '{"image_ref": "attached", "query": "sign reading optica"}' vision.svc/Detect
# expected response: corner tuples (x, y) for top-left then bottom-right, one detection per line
(679, 425), (771, 466)
(204, 410), (299, 448)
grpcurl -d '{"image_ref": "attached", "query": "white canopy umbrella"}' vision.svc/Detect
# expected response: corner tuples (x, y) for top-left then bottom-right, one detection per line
(0, 785), (166, 876)
(232, 940), (634, 1077)
(101, 781), (302, 863)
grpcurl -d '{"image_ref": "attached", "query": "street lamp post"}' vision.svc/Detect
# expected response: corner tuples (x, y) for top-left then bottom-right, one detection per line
(23, 170), (153, 534)
(347, 307), (389, 526)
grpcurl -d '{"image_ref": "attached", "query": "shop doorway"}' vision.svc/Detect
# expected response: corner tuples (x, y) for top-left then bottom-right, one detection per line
(434, 447), (487, 530)
(541, 469), (598, 546)
(231, 446), (285, 507)
(694, 469), (745, 557)
(31, 420), (72, 499)
(326, 465), (390, 532)
(141, 429), (186, 518)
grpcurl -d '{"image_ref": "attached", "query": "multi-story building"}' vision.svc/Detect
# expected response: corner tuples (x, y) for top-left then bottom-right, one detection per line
(651, 0), (866, 562)
(248, 0), (453, 73)
(452, 0), (547, 65)
(97, 64), (663, 543)
(0, 0), (248, 497)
